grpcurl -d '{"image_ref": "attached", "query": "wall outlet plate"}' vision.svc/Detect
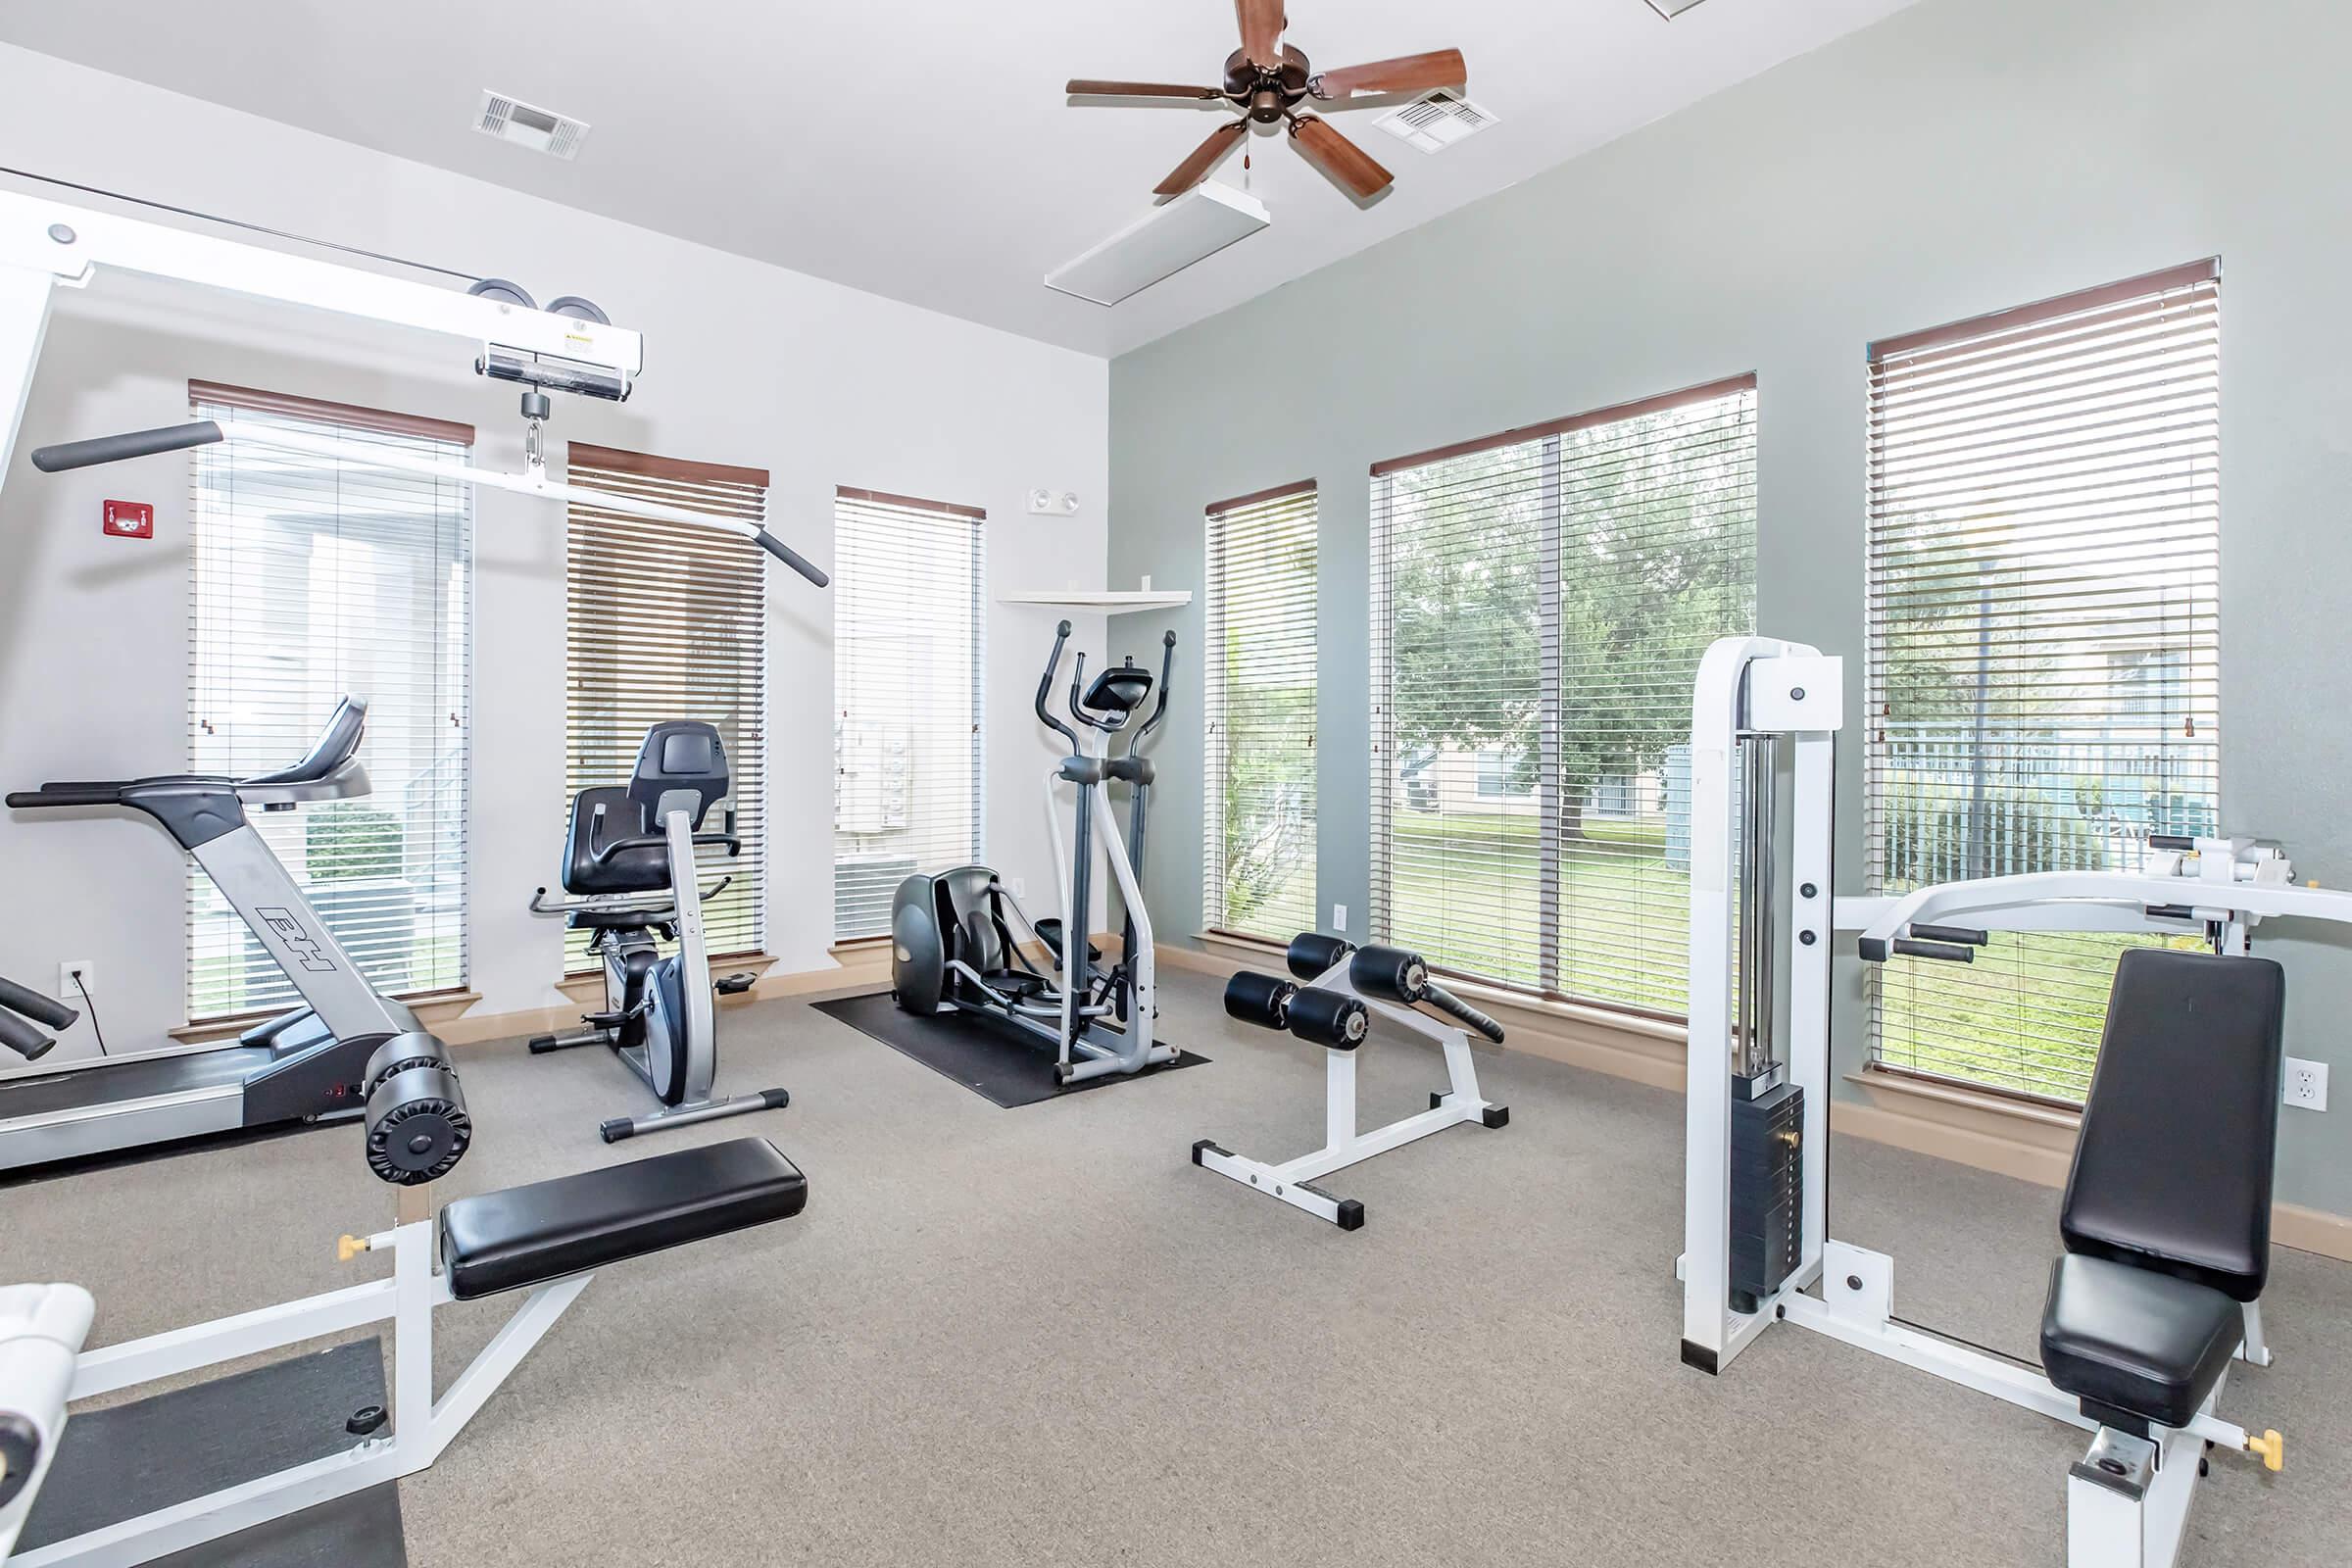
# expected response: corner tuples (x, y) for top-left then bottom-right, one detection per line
(2285, 1056), (2328, 1111)
(1332, 904), (1348, 933)
(59, 959), (92, 1001)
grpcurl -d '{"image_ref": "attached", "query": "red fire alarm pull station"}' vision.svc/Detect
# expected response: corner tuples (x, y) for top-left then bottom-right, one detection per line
(103, 500), (154, 540)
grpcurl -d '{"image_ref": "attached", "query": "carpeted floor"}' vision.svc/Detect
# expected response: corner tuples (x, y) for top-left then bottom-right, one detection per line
(5, 968), (2346, 1566)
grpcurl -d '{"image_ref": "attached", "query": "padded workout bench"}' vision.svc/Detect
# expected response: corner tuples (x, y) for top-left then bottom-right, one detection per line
(2037, 948), (2285, 1568)
(13, 1031), (806, 1568)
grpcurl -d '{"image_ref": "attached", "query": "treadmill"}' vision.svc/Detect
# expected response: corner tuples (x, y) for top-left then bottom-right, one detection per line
(0, 698), (423, 1175)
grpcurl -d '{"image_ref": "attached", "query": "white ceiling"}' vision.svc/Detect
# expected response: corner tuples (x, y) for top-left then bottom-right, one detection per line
(0, 0), (1924, 358)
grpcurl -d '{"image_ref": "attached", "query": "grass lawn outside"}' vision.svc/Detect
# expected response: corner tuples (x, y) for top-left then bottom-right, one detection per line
(1385, 808), (2149, 1102)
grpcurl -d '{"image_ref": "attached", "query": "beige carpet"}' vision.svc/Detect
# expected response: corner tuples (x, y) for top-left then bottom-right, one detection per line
(5, 968), (2345, 1566)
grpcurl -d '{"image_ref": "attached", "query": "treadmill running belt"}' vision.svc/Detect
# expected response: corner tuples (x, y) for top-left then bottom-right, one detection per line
(814, 992), (1207, 1107)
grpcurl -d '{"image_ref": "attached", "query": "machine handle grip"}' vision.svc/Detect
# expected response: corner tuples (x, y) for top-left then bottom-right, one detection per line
(0, 974), (78, 1032)
(0, 1005), (57, 1061)
(1422, 982), (1506, 1044)
(1892, 938), (1976, 963)
(6, 784), (124, 808)
(1134, 629), (1177, 745)
(1908, 922), (1989, 947)
(752, 529), (829, 587)
(1034, 621), (1078, 744)
(30, 419), (224, 473)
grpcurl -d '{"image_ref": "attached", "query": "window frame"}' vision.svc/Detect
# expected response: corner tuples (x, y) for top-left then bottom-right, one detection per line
(1862, 260), (2223, 1105)
(1201, 478), (1321, 945)
(1368, 374), (1758, 1018)
(562, 442), (773, 973)
(830, 485), (987, 945)
(183, 380), (476, 1023)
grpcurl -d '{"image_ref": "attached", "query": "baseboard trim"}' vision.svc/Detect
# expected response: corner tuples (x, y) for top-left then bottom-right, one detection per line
(1156, 941), (2352, 1263)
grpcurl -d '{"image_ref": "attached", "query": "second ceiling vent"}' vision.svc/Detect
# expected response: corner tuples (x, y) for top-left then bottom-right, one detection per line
(1372, 90), (1498, 155)
(475, 90), (590, 160)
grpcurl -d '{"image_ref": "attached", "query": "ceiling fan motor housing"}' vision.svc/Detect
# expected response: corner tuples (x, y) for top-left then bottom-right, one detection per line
(1224, 45), (1310, 121)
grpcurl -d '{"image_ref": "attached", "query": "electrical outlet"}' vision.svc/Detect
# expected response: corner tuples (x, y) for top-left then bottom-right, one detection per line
(2285, 1056), (2328, 1111)
(59, 959), (92, 1002)
(1332, 904), (1348, 933)
(1009, 876), (1026, 899)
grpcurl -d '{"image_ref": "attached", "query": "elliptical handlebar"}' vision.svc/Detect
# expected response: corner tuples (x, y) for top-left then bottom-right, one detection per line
(1034, 620), (1080, 745)
(1131, 629), (1177, 752)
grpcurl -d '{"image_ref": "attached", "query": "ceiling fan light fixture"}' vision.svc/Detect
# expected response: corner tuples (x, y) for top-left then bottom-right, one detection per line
(1644, 0), (1715, 18)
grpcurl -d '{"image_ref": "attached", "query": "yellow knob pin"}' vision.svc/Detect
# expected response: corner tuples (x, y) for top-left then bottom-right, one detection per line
(2246, 1429), (2284, 1472)
(337, 1234), (370, 1262)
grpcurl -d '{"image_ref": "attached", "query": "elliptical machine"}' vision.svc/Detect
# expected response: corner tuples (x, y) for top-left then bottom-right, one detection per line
(891, 620), (1179, 1084)
(528, 721), (787, 1142)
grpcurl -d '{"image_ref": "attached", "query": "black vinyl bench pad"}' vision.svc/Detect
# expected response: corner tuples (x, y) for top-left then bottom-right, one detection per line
(439, 1137), (807, 1301)
(2041, 1247), (2243, 1430)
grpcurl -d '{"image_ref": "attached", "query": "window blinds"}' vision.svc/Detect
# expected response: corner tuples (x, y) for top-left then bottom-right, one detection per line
(832, 487), (986, 941)
(1370, 377), (1756, 1013)
(1865, 261), (2222, 1103)
(186, 382), (472, 1020)
(1202, 481), (1319, 943)
(564, 444), (770, 968)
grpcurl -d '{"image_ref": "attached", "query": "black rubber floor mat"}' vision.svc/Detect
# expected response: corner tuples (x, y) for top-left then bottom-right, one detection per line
(22, 1336), (408, 1566)
(815, 992), (1207, 1107)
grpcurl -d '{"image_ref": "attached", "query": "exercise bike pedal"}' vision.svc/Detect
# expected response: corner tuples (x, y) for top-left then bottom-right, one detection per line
(714, 973), (756, 996)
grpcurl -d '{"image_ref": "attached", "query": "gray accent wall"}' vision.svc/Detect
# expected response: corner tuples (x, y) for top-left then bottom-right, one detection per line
(1108, 0), (2352, 1215)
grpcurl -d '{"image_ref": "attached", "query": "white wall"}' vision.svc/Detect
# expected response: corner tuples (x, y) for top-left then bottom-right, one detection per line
(0, 45), (1111, 1064)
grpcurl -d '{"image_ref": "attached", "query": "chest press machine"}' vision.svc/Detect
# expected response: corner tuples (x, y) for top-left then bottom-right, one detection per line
(1676, 635), (2352, 1568)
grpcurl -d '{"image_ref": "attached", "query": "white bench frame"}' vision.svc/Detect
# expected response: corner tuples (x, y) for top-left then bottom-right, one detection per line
(1193, 954), (1506, 1229)
(11, 1196), (590, 1568)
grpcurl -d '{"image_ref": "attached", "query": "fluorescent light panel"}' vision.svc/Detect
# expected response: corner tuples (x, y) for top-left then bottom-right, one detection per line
(1045, 182), (1270, 307)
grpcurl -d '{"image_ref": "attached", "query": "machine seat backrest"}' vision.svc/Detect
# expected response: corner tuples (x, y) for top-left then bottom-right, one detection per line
(627, 721), (728, 829)
(2061, 948), (2284, 1302)
(560, 787), (667, 896)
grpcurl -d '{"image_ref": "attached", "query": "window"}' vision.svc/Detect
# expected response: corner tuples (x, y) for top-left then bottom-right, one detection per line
(1203, 481), (1319, 943)
(1371, 377), (1756, 1011)
(564, 444), (770, 967)
(1865, 261), (2221, 1103)
(832, 487), (985, 941)
(186, 382), (471, 1019)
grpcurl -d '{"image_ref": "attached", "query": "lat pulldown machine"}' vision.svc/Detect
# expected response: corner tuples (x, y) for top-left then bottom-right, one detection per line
(1675, 634), (2347, 1568)
(1197, 933), (1507, 1229)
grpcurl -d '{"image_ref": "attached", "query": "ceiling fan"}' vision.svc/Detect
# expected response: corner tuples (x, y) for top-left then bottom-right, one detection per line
(1067, 0), (1468, 202)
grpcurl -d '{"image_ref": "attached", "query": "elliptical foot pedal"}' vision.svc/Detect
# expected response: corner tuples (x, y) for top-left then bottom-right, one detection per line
(715, 974), (756, 997)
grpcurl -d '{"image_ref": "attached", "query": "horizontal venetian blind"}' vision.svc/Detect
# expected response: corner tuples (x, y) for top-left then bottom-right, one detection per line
(186, 384), (473, 1020)
(832, 488), (986, 940)
(564, 444), (769, 969)
(1865, 261), (2222, 1103)
(1203, 481), (1318, 943)
(1371, 378), (1756, 1012)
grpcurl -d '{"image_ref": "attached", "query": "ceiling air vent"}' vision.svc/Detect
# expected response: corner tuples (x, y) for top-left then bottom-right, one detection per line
(475, 90), (589, 160)
(1372, 90), (1497, 155)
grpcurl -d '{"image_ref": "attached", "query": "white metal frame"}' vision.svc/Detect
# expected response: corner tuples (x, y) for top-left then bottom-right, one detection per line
(7, 1215), (589, 1568)
(1194, 956), (1505, 1229)
(1676, 635), (2289, 1568)
(0, 1285), (95, 1561)
(0, 187), (817, 567)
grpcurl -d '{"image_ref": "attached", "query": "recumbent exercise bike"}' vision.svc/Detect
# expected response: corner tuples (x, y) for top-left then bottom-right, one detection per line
(528, 721), (786, 1142)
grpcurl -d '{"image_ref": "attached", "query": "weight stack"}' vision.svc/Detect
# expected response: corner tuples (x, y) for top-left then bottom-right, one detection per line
(1728, 1079), (1803, 1314)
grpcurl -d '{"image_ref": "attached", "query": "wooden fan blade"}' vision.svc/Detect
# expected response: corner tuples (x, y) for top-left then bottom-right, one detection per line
(1235, 0), (1284, 66)
(1310, 48), (1467, 101)
(1290, 115), (1394, 199)
(1154, 120), (1249, 196)
(1067, 79), (1227, 100)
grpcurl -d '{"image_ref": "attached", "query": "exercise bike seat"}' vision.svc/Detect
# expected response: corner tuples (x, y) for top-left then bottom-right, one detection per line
(2040, 1253), (2242, 1429)
(559, 786), (669, 896)
(439, 1137), (807, 1300)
